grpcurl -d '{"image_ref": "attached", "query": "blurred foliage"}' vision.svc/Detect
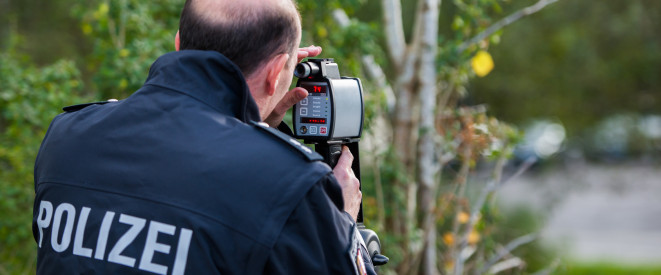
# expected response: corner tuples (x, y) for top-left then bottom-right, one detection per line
(0, 32), (87, 273)
(1, 1), (181, 273)
(557, 263), (661, 275)
(432, 107), (533, 274)
(489, 205), (557, 272)
(0, 0), (87, 65)
(297, 0), (388, 133)
(471, 0), (661, 138)
(71, 0), (182, 99)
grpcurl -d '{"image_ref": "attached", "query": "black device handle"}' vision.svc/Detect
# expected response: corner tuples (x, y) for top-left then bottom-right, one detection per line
(315, 141), (363, 223)
(314, 143), (343, 168)
(314, 141), (388, 267)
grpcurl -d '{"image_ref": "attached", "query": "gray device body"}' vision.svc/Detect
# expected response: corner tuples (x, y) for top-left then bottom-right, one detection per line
(292, 58), (388, 268)
(292, 59), (364, 142)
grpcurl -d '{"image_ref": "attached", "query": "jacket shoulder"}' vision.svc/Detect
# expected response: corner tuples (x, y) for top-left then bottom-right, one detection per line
(62, 99), (120, 112)
(250, 121), (323, 162)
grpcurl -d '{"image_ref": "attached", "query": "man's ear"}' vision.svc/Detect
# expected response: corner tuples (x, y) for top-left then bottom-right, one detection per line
(265, 53), (290, 96)
(175, 31), (181, 51)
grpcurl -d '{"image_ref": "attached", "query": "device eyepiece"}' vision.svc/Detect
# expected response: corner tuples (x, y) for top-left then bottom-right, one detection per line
(294, 62), (320, 78)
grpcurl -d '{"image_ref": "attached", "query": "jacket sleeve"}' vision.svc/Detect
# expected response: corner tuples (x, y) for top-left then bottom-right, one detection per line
(263, 173), (366, 274)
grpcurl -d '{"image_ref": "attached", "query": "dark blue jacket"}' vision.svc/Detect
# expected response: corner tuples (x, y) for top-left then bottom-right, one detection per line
(33, 50), (370, 274)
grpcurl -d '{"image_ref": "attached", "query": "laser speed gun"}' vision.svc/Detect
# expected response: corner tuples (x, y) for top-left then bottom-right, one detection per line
(293, 58), (388, 267)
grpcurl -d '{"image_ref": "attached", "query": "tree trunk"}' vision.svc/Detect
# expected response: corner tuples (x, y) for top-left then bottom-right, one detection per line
(417, 0), (441, 274)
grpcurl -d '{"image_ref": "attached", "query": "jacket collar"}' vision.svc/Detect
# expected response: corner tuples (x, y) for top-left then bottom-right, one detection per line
(143, 50), (261, 123)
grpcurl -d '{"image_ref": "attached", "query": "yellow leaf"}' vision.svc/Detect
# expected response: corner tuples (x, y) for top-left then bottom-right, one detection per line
(442, 232), (455, 246)
(99, 3), (109, 15)
(457, 211), (470, 224)
(93, 3), (109, 20)
(119, 49), (130, 58)
(119, 79), (129, 90)
(316, 26), (328, 38)
(444, 260), (455, 271)
(471, 50), (494, 77)
(468, 231), (480, 244)
(82, 23), (93, 35)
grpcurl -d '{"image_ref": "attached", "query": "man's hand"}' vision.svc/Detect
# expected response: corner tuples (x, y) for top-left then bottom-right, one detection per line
(264, 46), (322, 127)
(333, 146), (361, 222)
(296, 45), (323, 63)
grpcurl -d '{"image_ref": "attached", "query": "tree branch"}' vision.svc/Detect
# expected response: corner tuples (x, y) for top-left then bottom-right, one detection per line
(118, 0), (127, 48)
(381, 0), (406, 66)
(478, 233), (538, 275)
(454, 155), (536, 275)
(530, 259), (561, 275)
(408, 0), (426, 59)
(362, 54), (396, 111)
(332, 9), (396, 111)
(456, 0), (559, 53)
(417, 0), (441, 192)
(488, 257), (526, 274)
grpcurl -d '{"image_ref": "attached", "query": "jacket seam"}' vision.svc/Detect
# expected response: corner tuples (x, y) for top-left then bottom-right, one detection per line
(263, 171), (337, 248)
(142, 83), (243, 120)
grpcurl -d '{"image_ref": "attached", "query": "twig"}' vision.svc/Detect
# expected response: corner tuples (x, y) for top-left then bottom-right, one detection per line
(381, 0), (406, 65)
(332, 9), (396, 112)
(478, 233), (538, 274)
(454, 155), (536, 275)
(372, 150), (386, 230)
(530, 259), (561, 275)
(488, 257), (525, 274)
(118, 0), (127, 48)
(106, 1), (119, 49)
(362, 55), (396, 111)
(453, 154), (504, 275)
(500, 156), (537, 188)
(456, 0), (559, 53)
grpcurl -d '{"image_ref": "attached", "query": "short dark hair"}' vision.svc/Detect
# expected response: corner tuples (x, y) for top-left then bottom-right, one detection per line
(178, 0), (299, 77)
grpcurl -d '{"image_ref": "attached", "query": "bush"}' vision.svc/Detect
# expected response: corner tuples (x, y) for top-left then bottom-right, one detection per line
(0, 49), (87, 273)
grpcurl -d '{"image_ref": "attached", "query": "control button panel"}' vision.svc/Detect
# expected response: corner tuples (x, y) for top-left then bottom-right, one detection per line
(294, 82), (331, 137)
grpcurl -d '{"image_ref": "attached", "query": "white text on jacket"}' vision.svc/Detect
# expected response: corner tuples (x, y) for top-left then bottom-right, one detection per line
(36, 200), (192, 275)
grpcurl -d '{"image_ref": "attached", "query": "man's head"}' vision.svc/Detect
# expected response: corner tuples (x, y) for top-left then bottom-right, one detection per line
(176, 0), (301, 119)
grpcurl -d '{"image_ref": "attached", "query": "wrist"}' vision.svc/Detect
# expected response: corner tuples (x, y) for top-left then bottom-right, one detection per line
(343, 211), (357, 224)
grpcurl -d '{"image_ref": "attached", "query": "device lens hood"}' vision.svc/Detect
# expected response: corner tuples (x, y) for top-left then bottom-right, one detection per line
(294, 62), (320, 78)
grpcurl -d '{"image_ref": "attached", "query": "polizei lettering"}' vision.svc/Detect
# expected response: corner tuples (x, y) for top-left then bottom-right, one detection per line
(36, 200), (193, 275)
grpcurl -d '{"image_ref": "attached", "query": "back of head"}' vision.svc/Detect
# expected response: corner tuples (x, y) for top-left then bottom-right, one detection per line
(178, 0), (299, 77)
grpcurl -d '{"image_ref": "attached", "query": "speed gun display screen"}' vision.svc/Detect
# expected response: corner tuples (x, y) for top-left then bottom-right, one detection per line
(301, 117), (326, 124)
(304, 84), (327, 96)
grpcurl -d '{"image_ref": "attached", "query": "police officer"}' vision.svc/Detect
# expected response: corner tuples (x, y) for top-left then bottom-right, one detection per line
(32, 0), (376, 274)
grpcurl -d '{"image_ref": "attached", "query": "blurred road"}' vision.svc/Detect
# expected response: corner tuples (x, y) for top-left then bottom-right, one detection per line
(497, 161), (661, 264)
